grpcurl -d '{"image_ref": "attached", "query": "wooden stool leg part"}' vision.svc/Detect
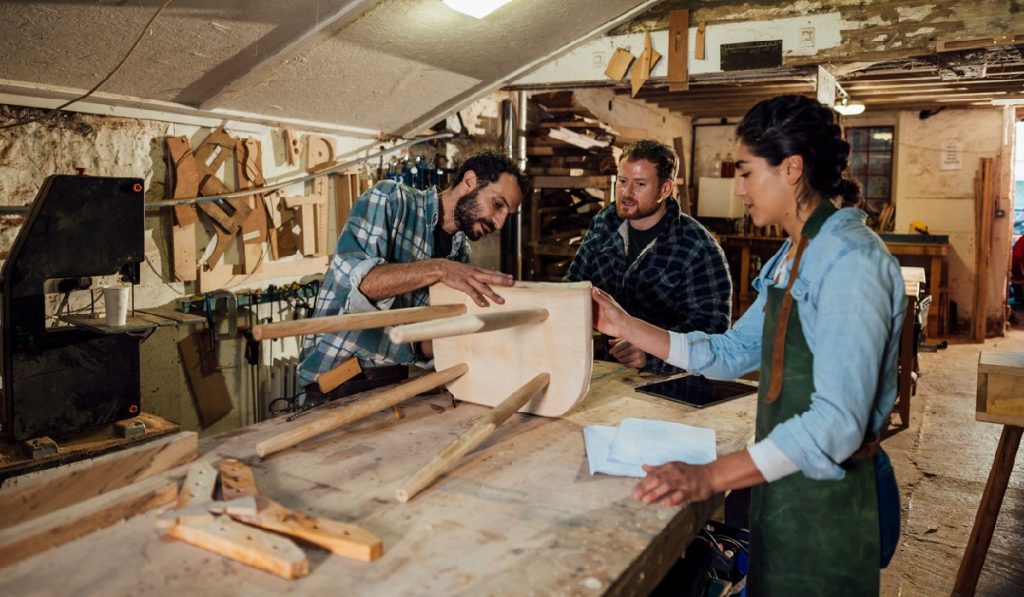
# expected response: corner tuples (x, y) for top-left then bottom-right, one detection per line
(167, 516), (309, 579)
(389, 309), (548, 344)
(953, 425), (1023, 597)
(395, 372), (551, 503)
(231, 495), (383, 562)
(249, 304), (467, 341)
(256, 363), (469, 458)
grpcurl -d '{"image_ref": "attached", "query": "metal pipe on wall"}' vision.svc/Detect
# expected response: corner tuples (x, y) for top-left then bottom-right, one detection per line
(499, 96), (524, 278)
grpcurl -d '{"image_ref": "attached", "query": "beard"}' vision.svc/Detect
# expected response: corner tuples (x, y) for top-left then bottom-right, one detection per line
(454, 184), (496, 241)
(615, 195), (664, 221)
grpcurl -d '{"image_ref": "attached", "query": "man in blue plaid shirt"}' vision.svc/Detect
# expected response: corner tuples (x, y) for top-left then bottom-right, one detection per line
(298, 151), (529, 392)
(565, 140), (731, 374)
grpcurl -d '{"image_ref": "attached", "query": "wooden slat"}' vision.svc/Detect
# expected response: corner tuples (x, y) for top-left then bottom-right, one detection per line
(230, 495), (382, 562)
(219, 459), (259, 501)
(0, 432), (196, 530)
(167, 515), (309, 579)
(0, 475), (178, 568)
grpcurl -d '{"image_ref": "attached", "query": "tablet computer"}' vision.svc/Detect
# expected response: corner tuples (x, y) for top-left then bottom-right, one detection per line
(634, 374), (757, 408)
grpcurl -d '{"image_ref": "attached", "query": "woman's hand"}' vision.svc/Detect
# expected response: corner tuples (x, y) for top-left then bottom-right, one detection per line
(591, 287), (632, 339)
(633, 462), (716, 506)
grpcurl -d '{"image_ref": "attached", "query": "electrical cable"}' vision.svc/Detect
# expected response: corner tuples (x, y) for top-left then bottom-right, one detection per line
(0, 0), (175, 131)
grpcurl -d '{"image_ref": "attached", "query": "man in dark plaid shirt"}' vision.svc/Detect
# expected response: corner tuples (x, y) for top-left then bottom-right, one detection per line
(565, 140), (731, 374)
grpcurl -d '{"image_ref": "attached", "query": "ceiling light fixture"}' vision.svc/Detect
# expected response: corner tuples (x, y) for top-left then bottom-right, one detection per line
(443, 0), (513, 19)
(834, 95), (866, 116)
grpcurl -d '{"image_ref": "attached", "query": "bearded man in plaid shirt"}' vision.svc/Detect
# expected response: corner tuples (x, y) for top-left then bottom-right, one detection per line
(298, 151), (529, 396)
(565, 140), (732, 374)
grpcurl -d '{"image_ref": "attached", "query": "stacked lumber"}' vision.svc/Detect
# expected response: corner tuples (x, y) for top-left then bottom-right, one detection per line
(525, 92), (619, 281)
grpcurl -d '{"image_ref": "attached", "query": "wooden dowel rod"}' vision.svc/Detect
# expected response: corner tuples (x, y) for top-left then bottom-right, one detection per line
(388, 308), (549, 344)
(249, 304), (467, 341)
(395, 372), (551, 503)
(256, 363), (469, 459)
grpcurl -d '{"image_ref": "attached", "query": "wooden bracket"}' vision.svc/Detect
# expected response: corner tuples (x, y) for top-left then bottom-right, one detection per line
(219, 458), (259, 501)
(668, 10), (689, 92)
(282, 128), (302, 166)
(696, 21), (706, 60)
(167, 516), (309, 579)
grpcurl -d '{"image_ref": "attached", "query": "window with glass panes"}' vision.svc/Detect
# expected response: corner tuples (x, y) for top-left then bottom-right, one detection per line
(846, 126), (894, 215)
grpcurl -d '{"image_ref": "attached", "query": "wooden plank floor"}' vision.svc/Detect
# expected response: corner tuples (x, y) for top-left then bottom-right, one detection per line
(0, 361), (756, 595)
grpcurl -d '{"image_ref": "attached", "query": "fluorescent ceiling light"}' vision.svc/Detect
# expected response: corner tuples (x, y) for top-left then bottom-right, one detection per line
(834, 96), (866, 116)
(443, 0), (513, 19)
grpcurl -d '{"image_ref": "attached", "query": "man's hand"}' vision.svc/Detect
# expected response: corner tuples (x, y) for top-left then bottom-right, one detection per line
(591, 287), (632, 338)
(437, 260), (514, 307)
(608, 338), (646, 369)
(633, 462), (716, 507)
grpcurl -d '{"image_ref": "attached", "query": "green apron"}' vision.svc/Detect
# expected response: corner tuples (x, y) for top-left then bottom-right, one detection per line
(748, 204), (879, 596)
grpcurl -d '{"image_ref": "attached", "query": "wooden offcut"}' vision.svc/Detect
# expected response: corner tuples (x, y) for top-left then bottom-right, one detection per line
(167, 516), (309, 580)
(0, 432), (196, 530)
(317, 356), (362, 393)
(973, 157), (995, 342)
(219, 458), (259, 501)
(604, 47), (635, 81)
(430, 281), (593, 417)
(230, 495), (382, 562)
(667, 9), (689, 91)
(0, 475), (178, 568)
(178, 330), (234, 427)
(178, 460), (218, 508)
(282, 128), (302, 166)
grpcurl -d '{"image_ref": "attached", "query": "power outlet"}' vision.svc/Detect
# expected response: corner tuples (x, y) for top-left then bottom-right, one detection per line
(592, 51), (606, 68)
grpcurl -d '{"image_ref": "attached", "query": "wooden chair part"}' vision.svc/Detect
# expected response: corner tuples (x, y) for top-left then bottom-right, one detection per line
(429, 281), (593, 417)
(395, 372), (550, 503)
(388, 308), (549, 344)
(248, 304), (467, 341)
(256, 363), (469, 458)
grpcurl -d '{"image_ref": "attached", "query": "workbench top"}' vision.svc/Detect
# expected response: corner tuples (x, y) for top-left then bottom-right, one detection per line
(0, 362), (756, 596)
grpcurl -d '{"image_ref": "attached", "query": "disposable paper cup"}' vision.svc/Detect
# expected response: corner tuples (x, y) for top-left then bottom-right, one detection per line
(103, 286), (130, 327)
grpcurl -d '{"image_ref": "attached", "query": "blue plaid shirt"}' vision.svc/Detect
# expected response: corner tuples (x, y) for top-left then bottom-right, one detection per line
(565, 197), (732, 374)
(297, 181), (468, 388)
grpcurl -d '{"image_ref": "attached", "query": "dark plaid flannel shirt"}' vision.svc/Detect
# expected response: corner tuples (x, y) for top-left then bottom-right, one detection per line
(564, 197), (732, 374)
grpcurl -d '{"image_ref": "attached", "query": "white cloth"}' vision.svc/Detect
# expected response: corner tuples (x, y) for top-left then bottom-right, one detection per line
(584, 417), (718, 478)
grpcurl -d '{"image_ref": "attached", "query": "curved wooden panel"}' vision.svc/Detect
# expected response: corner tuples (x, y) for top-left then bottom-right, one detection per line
(429, 281), (593, 417)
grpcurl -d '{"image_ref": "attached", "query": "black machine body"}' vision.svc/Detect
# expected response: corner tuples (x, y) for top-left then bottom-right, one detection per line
(1, 174), (145, 441)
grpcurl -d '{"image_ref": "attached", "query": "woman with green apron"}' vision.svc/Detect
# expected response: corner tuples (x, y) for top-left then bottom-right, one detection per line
(591, 95), (905, 594)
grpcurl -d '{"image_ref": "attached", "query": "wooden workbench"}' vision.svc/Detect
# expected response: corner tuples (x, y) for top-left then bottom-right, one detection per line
(0, 361), (756, 595)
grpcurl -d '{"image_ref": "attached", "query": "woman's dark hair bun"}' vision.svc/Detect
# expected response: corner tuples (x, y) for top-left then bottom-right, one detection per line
(737, 95), (863, 208)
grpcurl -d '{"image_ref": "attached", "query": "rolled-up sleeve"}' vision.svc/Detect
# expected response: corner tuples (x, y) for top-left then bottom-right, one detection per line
(767, 247), (898, 480)
(343, 257), (395, 313)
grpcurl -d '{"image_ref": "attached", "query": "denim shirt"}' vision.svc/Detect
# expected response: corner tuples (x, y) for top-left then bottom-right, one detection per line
(671, 206), (907, 480)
